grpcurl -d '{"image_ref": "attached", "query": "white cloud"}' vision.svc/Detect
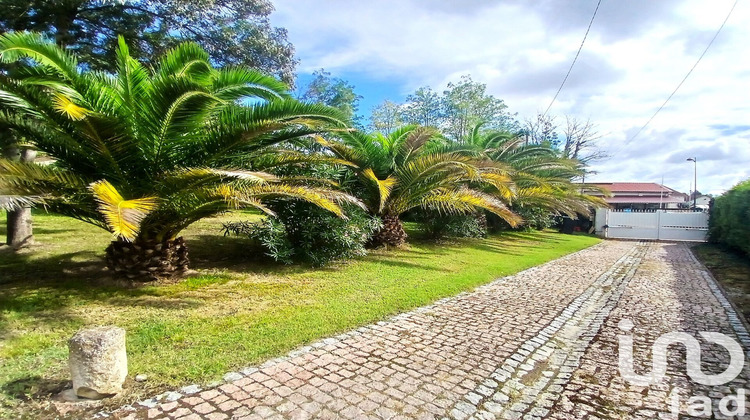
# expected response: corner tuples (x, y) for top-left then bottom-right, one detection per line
(272, 0), (750, 194)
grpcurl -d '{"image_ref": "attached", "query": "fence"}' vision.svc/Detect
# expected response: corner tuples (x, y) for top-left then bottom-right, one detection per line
(594, 209), (709, 242)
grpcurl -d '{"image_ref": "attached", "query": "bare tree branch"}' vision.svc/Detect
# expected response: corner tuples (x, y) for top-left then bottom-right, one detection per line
(562, 115), (606, 163)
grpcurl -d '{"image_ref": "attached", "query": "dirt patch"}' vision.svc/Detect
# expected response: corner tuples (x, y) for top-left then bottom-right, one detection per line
(692, 244), (750, 323)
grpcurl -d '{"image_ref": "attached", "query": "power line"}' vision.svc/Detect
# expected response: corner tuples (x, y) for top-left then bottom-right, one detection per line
(542, 0), (602, 117)
(609, 0), (739, 159)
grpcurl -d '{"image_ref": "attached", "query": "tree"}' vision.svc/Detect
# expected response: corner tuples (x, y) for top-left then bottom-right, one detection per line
(522, 113), (559, 146)
(442, 75), (513, 142)
(0, 0), (297, 83)
(368, 100), (403, 135)
(299, 69), (362, 124)
(709, 179), (750, 257)
(400, 87), (442, 128)
(0, 33), (352, 279)
(319, 126), (520, 246)
(370, 76), (516, 142)
(561, 116), (605, 162)
(440, 123), (607, 226)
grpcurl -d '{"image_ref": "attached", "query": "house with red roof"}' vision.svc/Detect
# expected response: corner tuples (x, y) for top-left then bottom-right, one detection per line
(588, 182), (689, 210)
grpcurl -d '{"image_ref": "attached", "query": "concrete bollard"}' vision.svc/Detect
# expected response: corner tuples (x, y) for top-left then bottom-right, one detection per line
(68, 326), (128, 399)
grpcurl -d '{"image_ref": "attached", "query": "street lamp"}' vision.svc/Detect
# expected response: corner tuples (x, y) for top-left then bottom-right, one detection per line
(687, 157), (697, 210)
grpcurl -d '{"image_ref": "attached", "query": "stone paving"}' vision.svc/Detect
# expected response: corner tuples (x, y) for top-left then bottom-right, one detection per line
(108, 241), (750, 419)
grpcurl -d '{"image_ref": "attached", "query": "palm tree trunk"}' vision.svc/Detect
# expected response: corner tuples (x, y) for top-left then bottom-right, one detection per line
(105, 237), (189, 280)
(475, 211), (488, 232)
(371, 214), (407, 247)
(5, 147), (36, 248)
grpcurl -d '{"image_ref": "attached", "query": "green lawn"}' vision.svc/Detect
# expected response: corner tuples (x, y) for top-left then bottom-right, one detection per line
(0, 210), (599, 413)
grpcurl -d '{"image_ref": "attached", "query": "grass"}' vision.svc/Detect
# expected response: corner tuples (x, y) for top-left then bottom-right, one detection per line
(0, 210), (599, 414)
(692, 243), (750, 322)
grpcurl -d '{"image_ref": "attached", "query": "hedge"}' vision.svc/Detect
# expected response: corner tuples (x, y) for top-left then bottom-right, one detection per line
(709, 179), (750, 257)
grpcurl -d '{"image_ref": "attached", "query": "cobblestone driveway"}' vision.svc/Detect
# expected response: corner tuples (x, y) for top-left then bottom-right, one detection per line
(112, 241), (750, 419)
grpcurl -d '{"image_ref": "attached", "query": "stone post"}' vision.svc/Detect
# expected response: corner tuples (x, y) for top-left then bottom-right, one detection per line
(68, 326), (128, 399)
(4, 147), (36, 247)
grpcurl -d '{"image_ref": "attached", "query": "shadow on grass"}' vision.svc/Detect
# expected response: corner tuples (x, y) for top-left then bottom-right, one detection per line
(186, 234), (277, 270)
(0, 214), (583, 322)
(0, 248), (103, 279)
(0, 247), (204, 319)
(1, 376), (69, 402)
(364, 256), (453, 272)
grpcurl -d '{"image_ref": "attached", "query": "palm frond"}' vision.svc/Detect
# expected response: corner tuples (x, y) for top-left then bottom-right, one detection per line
(393, 126), (439, 166)
(0, 159), (89, 196)
(0, 194), (44, 211)
(90, 180), (158, 241)
(0, 32), (78, 80)
(249, 149), (355, 171)
(212, 67), (290, 102)
(420, 187), (521, 227)
(155, 41), (212, 81)
(244, 184), (346, 218)
(51, 93), (90, 120)
(362, 168), (397, 213)
(194, 102), (347, 164)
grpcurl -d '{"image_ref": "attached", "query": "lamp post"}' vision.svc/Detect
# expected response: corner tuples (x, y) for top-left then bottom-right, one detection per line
(687, 157), (697, 210)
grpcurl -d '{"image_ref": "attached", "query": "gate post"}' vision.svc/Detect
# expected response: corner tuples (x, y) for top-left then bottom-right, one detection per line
(656, 210), (662, 240)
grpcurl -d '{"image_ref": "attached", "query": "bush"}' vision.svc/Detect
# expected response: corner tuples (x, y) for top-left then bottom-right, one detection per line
(223, 202), (382, 266)
(487, 206), (554, 233)
(709, 179), (750, 257)
(222, 218), (294, 263)
(418, 212), (487, 239)
(517, 207), (556, 231)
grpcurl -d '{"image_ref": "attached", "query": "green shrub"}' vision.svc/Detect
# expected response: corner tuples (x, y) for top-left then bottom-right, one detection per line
(223, 202), (382, 266)
(222, 218), (295, 263)
(418, 212), (488, 239)
(709, 179), (750, 257)
(488, 206), (554, 232)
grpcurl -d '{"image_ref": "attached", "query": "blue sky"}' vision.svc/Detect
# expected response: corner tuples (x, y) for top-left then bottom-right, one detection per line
(272, 0), (750, 195)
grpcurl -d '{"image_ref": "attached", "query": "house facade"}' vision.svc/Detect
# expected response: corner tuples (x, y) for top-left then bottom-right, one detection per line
(588, 182), (689, 210)
(691, 195), (712, 209)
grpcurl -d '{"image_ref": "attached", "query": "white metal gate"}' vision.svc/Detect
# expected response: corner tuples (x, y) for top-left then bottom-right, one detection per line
(594, 209), (709, 242)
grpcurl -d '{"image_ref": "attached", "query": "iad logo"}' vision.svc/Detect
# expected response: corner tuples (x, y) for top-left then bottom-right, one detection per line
(617, 319), (748, 417)
(617, 319), (744, 386)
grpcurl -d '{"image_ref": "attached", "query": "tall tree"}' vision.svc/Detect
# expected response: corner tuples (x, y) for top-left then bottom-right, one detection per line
(561, 115), (605, 163)
(0, 0), (297, 83)
(0, 33), (352, 279)
(368, 100), (403, 135)
(442, 75), (512, 142)
(370, 76), (516, 142)
(299, 69), (362, 124)
(401, 87), (442, 128)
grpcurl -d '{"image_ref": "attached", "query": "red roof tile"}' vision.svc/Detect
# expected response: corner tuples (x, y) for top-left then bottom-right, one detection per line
(591, 182), (675, 193)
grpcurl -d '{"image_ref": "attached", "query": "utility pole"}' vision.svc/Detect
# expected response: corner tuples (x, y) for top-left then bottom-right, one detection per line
(659, 175), (664, 210)
(687, 157), (697, 210)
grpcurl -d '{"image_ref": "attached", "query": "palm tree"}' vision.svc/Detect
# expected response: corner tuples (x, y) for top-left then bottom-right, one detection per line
(0, 32), (354, 279)
(455, 124), (607, 219)
(319, 125), (521, 246)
